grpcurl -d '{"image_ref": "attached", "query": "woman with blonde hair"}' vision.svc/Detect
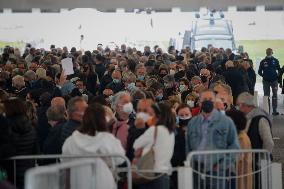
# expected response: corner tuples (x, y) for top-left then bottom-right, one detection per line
(226, 110), (252, 189)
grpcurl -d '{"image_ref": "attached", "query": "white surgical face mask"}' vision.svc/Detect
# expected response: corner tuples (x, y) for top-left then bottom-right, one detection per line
(105, 116), (111, 122)
(122, 102), (133, 114)
(220, 110), (226, 115)
(79, 89), (84, 93)
(169, 69), (175, 75)
(187, 100), (195, 108)
(136, 112), (150, 122)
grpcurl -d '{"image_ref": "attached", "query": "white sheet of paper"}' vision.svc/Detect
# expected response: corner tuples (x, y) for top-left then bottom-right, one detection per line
(61, 58), (74, 75)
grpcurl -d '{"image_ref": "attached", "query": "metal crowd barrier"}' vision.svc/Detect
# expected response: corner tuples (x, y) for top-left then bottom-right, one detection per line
(25, 159), (99, 189)
(179, 149), (277, 189)
(8, 154), (132, 189)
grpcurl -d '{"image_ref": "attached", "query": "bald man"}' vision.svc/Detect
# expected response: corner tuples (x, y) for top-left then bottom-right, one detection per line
(51, 97), (66, 107)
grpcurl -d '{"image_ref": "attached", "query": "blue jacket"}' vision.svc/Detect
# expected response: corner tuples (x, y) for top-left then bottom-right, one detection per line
(258, 56), (281, 82)
(186, 110), (240, 171)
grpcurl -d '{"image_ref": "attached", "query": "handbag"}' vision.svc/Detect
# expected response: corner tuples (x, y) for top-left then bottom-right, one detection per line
(132, 126), (160, 184)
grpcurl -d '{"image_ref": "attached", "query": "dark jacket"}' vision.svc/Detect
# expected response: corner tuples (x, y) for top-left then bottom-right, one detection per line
(223, 68), (247, 103)
(12, 87), (29, 100)
(95, 63), (106, 82)
(4, 115), (39, 189)
(99, 73), (113, 94)
(126, 126), (147, 162)
(106, 81), (125, 94)
(36, 106), (50, 151)
(258, 56), (281, 82)
(171, 127), (186, 167)
(0, 115), (15, 159)
(84, 73), (98, 96)
(60, 119), (81, 146)
(43, 121), (65, 155)
(247, 67), (256, 95)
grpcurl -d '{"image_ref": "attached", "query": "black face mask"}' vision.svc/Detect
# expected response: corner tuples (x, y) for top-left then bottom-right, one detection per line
(159, 73), (167, 78)
(179, 118), (191, 127)
(201, 76), (208, 83)
(201, 100), (214, 113)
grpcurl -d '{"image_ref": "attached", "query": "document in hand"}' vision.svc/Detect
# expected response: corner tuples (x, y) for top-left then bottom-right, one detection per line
(61, 58), (74, 75)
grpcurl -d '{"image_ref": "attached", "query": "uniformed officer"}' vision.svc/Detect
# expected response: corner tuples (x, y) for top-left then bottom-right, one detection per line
(258, 48), (281, 115)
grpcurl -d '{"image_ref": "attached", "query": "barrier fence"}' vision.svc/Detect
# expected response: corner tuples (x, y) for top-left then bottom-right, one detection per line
(8, 154), (132, 189)
(25, 159), (100, 189)
(6, 150), (282, 189)
(178, 149), (280, 189)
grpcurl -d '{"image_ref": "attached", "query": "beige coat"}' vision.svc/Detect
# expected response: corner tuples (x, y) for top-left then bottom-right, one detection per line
(237, 131), (253, 189)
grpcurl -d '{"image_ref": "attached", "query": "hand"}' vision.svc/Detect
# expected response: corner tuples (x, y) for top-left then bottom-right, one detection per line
(59, 70), (67, 87)
(134, 148), (143, 158)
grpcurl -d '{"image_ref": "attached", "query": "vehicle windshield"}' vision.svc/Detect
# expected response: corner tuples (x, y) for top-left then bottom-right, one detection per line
(195, 20), (231, 35)
(194, 39), (233, 50)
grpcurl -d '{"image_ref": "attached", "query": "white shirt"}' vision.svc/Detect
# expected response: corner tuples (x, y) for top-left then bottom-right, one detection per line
(133, 126), (175, 173)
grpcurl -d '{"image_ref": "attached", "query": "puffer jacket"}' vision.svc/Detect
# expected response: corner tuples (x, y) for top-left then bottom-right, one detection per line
(4, 115), (39, 189)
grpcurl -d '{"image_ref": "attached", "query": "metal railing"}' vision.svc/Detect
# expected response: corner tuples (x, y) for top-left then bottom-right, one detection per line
(181, 149), (273, 189)
(25, 159), (99, 189)
(8, 154), (132, 189)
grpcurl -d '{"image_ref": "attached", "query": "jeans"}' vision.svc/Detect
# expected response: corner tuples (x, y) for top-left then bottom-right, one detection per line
(193, 163), (236, 189)
(263, 80), (278, 113)
(136, 174), (170, 189)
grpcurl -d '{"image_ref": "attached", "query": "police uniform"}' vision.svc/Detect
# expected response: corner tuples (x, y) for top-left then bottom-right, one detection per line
(258, 56), (281, 114)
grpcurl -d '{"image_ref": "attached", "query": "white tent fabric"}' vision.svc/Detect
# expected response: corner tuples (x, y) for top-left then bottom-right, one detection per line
(0, 0), (283, 11)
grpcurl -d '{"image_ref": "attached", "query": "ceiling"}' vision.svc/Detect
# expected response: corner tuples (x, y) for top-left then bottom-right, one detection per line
(0, 0), (283, 12)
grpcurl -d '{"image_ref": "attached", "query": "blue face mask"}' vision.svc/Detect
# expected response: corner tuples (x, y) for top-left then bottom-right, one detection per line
(179, 84), (186, 92)
(113, 79), (120, 84)
(156, 93), (163, 101)
(137, 75), (145, 81)
(127, 82), (136, 91)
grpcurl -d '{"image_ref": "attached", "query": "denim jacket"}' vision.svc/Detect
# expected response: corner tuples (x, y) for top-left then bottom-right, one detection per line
(186, 110), (240, 172)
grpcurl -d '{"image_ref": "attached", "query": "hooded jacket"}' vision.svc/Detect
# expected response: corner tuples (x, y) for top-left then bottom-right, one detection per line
(62, 131), (125, 166)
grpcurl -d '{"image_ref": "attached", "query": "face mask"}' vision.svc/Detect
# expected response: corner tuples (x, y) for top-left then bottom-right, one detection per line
(105, 116), (111, 122)
(79, 89), (84, 93)
(165, 83), (172, 89)
(179, 84), (186, 92)
(113, 79), (120, 84)
(127, 82), (136, 91)
(159, 73), (167, 78)
(156, 93), (163, 101)
(169, 69), (176, 75)
(178, 116), (192, 126)
(200, 76), (208, 83)
(108, 95), (114, 102)
(137, 75), (145, 81)
(187, 100), (195, 108)
(136, 112), (150, 122)
(235, 106), (240, 110)
(223, 103), (228, 110)
(122, 102), (133, 114)
(201, 100), (214, 113)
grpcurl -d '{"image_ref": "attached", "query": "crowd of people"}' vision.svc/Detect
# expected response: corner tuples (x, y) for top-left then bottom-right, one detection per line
(0, 43), (279, 189)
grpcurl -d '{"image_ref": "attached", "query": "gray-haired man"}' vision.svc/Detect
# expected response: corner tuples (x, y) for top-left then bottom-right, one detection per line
(237, 92), (274, 189)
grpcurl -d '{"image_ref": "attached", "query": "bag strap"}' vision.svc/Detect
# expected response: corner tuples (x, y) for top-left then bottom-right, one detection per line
(151, 126), (158, 148)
